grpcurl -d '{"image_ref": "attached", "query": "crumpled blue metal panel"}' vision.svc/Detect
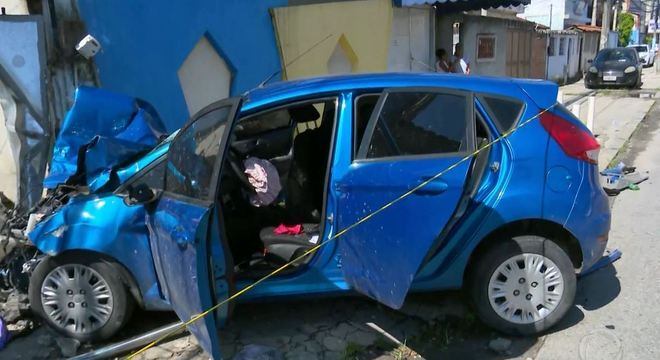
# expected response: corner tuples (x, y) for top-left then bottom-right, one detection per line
(43, 86), (166, 190)
(27, 193), (170, 310)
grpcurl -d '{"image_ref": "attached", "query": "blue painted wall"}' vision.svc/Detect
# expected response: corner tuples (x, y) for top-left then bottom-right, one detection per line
(77, 0), (288, 131)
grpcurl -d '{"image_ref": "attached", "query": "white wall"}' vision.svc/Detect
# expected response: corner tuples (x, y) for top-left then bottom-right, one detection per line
(435, 14), (510, 76)
(0, 81), (17, 201)
(388, 7), (435, 72)
(460, 17), (509, 76)
(0, 0), (28, 15)
(519, 0), (566, 30)
(0, 0), (29, 202)
(177, 36), (232, 116)
(547, 33), (581, 83)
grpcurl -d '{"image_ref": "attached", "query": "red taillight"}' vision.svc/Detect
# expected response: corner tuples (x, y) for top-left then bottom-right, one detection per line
(540, 112), (600, 164)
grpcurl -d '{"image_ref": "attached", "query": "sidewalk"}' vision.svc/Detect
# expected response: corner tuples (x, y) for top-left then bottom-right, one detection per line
(559, 69), (658, 168)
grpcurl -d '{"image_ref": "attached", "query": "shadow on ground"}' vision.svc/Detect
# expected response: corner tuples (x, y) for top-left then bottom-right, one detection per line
(37, 263), (620, 359)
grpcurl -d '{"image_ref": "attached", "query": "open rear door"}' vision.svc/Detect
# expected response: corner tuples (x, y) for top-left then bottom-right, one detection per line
(146, 98), (241, 358)
(332, 89), (474, 309)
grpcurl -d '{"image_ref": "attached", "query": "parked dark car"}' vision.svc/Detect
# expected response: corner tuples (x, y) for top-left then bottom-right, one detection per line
(585, 47), (642, 89)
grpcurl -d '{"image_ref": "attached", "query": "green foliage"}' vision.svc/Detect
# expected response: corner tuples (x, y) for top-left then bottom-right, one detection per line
(617, 12), (635, 46)
(644, 34), (653, 45)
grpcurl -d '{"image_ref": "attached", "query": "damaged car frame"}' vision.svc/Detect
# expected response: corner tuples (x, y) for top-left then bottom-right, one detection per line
(16, 74), (610, 355)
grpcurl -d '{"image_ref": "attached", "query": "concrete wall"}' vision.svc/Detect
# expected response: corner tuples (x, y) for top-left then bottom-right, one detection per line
(547, 33), (581, 83)
(580, 32), (600, 72)
(0, 81), (17, 201)
(271, 0), (393, 79)
(0, 1), (27, 201)
(77, 0), (287, 131)
(0, 0), (28, 15)
(461, 16), (509, 76)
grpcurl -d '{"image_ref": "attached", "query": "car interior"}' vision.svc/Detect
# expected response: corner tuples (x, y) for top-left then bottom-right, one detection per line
(218, 98), (338, 277)
(216, 92), (492, 278)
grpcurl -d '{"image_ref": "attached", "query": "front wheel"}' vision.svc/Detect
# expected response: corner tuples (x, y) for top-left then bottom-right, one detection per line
(29, 253), (134, 342)
(468, 236), (576, 335)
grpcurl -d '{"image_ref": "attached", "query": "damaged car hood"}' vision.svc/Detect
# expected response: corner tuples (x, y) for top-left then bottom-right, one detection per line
(43, 87), (167, 192)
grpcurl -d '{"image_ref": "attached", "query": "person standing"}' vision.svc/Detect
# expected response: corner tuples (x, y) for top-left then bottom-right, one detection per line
(451, 43), (470, 74)
(435, 48), (451, 73)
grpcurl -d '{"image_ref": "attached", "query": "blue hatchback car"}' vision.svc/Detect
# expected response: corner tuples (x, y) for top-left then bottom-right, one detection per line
(27, 74), (610, 353)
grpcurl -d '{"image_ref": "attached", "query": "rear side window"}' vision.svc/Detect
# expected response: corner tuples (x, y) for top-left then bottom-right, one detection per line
(358, 91), (469, 159)
(481, 95), (524, 132)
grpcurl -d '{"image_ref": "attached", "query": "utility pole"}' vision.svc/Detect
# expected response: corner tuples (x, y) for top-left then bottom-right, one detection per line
(612, 2), (618, 31)
(653, 0), (658, 48)
(591, 0), (599, 26)
(600, 0), (612, 49)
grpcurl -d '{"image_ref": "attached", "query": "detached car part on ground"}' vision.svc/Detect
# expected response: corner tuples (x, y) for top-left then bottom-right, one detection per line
(18, 74), (610, 357)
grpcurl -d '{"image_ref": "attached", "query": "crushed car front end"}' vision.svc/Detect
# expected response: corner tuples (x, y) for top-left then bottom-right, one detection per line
(0, 87), (173, 341)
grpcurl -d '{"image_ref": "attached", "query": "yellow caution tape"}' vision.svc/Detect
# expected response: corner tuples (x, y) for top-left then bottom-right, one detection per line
(126, 104), (556, 359)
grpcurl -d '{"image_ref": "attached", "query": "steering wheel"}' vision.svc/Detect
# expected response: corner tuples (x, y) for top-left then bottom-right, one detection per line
(227, 149), (256, 193)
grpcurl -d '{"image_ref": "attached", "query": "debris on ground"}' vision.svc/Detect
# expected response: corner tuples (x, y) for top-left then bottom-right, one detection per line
(0, 290), (30, 323)
(601, 162), (649, 195)
(56, 336), (81, 357)
(488, 337), (512, 354)
(6, 318), (35, 336)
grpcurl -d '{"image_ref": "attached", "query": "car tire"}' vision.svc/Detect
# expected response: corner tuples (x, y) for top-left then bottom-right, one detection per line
(29, 253), (135, 342)
(468, 235), (576, 336)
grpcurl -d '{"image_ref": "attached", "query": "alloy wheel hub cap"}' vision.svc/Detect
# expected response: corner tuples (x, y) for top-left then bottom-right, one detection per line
(41, 264), (113, 334)
(488, 253), (564, 324)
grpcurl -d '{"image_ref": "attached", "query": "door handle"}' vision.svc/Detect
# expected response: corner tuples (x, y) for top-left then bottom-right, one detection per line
(416, 177), (448, 195)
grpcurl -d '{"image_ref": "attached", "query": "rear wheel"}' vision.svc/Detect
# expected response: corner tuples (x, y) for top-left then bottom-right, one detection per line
(29, 253), (134, 342)
(468, 235), (576, 335)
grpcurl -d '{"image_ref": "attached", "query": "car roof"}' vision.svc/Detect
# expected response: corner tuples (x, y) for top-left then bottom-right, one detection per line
(241, 72), (554, 113)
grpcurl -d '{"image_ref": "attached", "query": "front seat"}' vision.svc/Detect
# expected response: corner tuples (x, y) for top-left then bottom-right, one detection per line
(285, 104), (334, 223)
(259, 224), (320, 263)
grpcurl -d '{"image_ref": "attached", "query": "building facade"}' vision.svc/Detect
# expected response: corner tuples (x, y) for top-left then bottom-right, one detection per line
(519, 0), (591, 30)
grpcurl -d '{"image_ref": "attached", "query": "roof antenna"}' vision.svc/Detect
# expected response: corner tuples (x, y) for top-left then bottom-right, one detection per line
(258, 33), (334, 88)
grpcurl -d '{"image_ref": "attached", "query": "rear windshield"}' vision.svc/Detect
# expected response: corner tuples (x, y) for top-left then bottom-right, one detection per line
(594, 49), (636, 64)
(631, 46), (647, 53)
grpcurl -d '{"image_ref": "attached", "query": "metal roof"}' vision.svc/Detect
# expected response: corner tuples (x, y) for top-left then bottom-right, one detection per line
(394, 0), (530, 11)
(569, 25), (602, 33)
